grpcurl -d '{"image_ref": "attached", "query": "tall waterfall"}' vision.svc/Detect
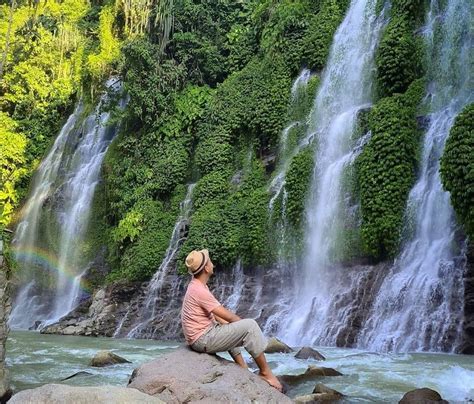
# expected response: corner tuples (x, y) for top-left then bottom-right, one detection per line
(125, 183), (196, 338)
(277, 0), (384, 345)
(9, 79), (124, 330)
(357, 0), (472, 352)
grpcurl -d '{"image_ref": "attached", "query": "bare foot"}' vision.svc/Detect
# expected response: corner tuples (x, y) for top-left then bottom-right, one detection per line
(258, 372), (283, 392)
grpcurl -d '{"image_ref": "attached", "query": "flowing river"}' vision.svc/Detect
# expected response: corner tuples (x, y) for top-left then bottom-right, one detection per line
(7, 331), (474, 402)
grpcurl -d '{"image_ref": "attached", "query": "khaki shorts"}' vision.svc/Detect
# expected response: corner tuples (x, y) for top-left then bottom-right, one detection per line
(191, 319), (267, 359)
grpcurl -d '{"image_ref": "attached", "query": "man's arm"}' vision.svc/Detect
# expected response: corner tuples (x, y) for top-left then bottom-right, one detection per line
(212, 305), (241, 323)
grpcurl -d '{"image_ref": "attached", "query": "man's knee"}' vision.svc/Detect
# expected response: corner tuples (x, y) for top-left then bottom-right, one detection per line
(239, 318), (261, 332)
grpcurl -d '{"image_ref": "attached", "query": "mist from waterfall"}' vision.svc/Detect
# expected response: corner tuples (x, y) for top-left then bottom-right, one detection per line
(276, 0), (384, 346)
(9, 79), (125, 330)
(357, 0), (472, 352)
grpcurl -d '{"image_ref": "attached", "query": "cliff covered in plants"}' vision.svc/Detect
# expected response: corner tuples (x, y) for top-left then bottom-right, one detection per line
(1, 0), (473, 289)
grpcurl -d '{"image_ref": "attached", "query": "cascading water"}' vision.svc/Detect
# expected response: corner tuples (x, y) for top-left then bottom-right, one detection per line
(277, 0), (384, 346)
(357, 0), (472, 352)
(125, 183), (196, 338)
(9, 78), (125, 330)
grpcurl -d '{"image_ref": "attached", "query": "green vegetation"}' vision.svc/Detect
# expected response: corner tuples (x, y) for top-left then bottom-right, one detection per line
(440, 104), (474, 240)
(5, 0), (471, 285)
(374, 0), (424, 98)
(357, 80), (424, 259)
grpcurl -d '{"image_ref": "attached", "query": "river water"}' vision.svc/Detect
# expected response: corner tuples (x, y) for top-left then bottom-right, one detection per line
(7, 331), (474, 402)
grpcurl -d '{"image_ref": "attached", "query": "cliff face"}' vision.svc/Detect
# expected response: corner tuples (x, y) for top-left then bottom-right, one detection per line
(0, 237), (11, 401)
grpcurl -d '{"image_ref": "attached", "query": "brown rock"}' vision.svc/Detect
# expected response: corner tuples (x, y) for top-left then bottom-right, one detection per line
(399, 388), (448, 403)
(8, 384), (164, 404)
(294, 392), (343, 403)
(295, 347), (326, 360)
(279, 366), (343, 387)
(90, 350), (131, 367)
(265, 337), (294, 353)
(128, 347), (292, 403)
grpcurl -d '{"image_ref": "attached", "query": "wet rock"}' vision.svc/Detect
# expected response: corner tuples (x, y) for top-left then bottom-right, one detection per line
(128, 347), (292, 403)
(90, 350), (131, 367)
(294, 392), (343, 403)
(312, 383), (344, 400)
(8, 384), (164, 404)
(279, 366), (343, 388)
(399, 388), (448, 403)
(265, 337), (294, 353)
(295, 347), (326, 360)
(293, 384), (344, 403)
(28, 320), (43, 331)
(60, 371), (93, 381)
(460, 241), (474, 354)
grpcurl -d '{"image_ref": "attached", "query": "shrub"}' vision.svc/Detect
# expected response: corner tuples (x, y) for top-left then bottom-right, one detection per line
(375, 17), (423, 97)
(357, 80), (424, 259)
(440, 103), (474, 239)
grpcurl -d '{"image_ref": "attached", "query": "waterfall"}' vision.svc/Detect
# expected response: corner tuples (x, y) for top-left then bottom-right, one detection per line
(357, 0), (472, 352)
(9, 78), (124, 330)
(125, 183), (196, 338)
(276, 0), (384, 346)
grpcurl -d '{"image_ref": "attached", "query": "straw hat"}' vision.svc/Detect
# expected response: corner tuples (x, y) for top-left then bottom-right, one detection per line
(185, 249), (210, 275)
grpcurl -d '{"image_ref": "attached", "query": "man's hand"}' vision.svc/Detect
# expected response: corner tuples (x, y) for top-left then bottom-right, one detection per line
(212, 305), (241, 323)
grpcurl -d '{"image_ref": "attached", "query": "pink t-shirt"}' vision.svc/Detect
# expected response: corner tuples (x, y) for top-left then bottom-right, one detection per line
(181, 278), (221, 345)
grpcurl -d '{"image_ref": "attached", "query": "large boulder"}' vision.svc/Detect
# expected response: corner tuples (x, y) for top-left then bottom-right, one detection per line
(90, 350), (131, 367)
(8, 384), (164, 404)
(295, 347), (326, 360)
(265, 337), (294, 353)
(128, 347), (292, 403)
(399, 388), (448, 403)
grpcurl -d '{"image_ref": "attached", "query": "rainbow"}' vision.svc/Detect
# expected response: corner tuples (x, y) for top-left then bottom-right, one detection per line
(11, 246), (92, 293)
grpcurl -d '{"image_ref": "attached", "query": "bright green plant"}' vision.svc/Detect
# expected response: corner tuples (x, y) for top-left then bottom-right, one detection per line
(0, 112), (27, 226)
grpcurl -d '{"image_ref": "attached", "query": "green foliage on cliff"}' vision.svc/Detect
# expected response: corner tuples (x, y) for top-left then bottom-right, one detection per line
(0, 0), (123, 226)
(0, 113), (27, 226)
(10, 0), (467, 286)
(357, 80), (424, 258)
(375, 0), (425, 98)
(285, 147), (314, 229)
(440, 104), (474, 240)
(178, 157), (270, 273)
(375, 17), (423, 97)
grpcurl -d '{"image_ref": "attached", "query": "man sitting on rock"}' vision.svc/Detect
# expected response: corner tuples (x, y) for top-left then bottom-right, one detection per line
(181, 249), (283, 392)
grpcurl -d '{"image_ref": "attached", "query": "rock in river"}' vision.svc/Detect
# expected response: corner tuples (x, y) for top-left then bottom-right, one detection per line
(279, 365), (343, 387)
(128, 347), (292, 403)
(8, 384), (164, 404)
(295, 347), (326, 360)
(265, 337), (294, 353)
(399, 388), (448, 403)
(90, 350), (131, 367)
